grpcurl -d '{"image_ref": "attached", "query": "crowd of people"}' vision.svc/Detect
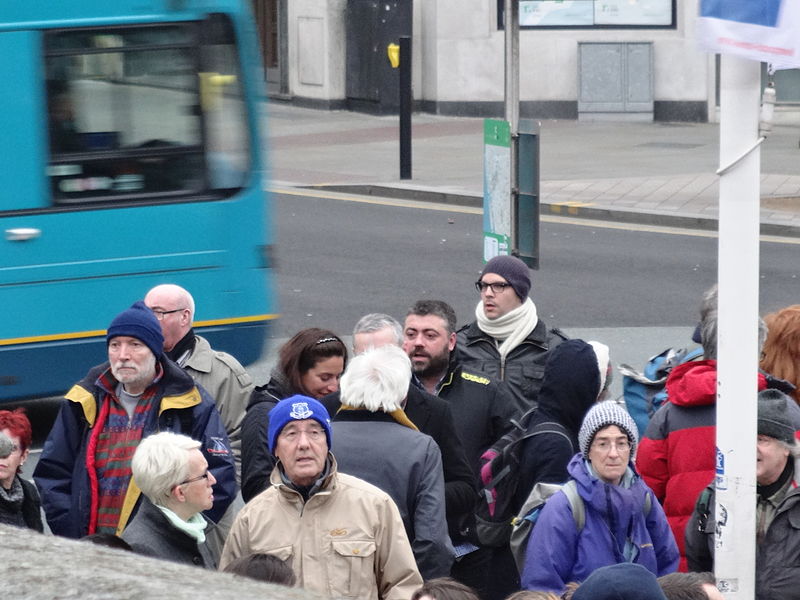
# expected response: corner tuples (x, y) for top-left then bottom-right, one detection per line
(3, 255), (800, 599)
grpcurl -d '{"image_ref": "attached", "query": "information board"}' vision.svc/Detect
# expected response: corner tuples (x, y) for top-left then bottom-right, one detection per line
(516, 0), (673, 27)
(483, 119), (511, 261)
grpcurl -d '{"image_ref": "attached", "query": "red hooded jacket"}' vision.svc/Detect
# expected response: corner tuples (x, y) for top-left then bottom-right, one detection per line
(637, 359), (767, 571)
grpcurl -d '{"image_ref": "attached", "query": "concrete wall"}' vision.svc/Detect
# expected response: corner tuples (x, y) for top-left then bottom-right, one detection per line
(287, 0), (346, 106)
(0, 524), (319, 599)
(284, 0), (719, 121)
(422, 0), (709, 120)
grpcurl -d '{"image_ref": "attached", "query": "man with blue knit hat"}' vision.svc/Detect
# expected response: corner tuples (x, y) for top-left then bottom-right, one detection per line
(457, 254), (567, 414)
(221, 394), (423, 600)
(34, 301), (236, 540)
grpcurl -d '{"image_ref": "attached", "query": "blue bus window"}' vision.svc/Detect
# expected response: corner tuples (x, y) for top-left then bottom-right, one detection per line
(44, 15), (249, 204)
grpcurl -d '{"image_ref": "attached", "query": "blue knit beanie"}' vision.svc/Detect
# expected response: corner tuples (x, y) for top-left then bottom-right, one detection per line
(573, 563), (667, 600)
(480, 255), (531, 301)
(106, 301), (165, 359)
(268, 395), (332, 453)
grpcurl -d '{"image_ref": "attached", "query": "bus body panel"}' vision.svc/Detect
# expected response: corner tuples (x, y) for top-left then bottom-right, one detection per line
(0, 0), (276, 401)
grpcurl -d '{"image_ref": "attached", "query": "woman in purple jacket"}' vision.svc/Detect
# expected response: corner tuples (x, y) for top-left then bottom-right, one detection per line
(520, 401), (678, 593)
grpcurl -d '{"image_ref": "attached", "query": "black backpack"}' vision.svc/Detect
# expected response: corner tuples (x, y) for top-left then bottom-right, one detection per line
(475, 408), (573, 547)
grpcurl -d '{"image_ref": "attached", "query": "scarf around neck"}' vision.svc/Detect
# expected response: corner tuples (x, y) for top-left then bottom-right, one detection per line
(0, 476), (23, 506)
(157, 504), (207, 543)
(475, 297), (538, 361)
(337, 405), (419, 431)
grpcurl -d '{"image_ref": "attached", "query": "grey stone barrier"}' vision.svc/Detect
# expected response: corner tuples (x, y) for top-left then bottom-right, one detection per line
(0, 524), (324, 600)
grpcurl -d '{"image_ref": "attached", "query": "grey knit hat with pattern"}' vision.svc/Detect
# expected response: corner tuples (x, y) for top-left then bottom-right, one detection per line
(578, 400), (640, 458)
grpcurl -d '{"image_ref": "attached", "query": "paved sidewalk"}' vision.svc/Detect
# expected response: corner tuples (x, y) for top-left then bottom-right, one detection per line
(265, 101), (800, 235)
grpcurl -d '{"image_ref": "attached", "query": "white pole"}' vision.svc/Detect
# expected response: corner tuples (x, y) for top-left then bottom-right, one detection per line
(714, 54), (761, 600)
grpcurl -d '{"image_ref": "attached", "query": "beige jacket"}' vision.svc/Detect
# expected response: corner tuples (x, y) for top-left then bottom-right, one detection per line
(220, 456), (422, 600)
(182, 335), (253, 478)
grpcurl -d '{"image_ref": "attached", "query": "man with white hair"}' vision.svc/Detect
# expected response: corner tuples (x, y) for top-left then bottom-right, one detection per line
(334, 345), (454, 580)
(323, 313), (475, 518)
(122, 432), (217, 568)
(34, 301), (236, 539)
(144, 283), (253, 478)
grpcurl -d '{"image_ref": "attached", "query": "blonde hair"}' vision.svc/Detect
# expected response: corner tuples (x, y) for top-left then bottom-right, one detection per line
(505, 592), (561, 600)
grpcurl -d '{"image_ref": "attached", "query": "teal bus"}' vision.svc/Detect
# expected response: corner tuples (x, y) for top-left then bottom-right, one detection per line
(0, 0), (276, 400)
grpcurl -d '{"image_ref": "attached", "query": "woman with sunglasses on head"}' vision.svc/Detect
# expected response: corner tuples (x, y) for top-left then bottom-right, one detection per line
(520, 402), (678, 594)
(240, 328), (347, 502)
(122, 432), (217, 568)
(0, 409), (42, 532)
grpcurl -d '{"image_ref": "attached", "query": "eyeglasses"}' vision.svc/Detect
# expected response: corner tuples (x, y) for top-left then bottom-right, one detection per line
(151, 308), (186, 321)
(280, 427), (326, 443)
(591, 439), (632, 454)
(179, 471), (210, 486)
(475, 281), (512, 294)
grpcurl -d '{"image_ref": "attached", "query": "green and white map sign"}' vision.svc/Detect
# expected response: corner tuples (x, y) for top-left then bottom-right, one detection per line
(483, 119), (511, 262)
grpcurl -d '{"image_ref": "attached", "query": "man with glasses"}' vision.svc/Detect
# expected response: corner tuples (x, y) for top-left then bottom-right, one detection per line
(122, 432), (217, 568)
(221, 395), (422, 600)
(34, 301), (236, 541)
(520, 401), (678, 592)
(144, 283), (253, 481)
(457, 255), (567, 414)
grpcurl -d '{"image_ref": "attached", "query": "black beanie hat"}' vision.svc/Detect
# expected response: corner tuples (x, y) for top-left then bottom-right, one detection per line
(480, 255), (531, 301)
(106, 301), (165, 359)
(758, 389), (795, 444)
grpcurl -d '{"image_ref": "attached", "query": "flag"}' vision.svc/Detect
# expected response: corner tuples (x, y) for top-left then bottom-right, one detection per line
(697, 0), (800, 69)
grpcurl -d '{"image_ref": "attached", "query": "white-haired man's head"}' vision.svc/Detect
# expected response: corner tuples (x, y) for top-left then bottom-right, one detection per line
(339, 345), (411, 413)
(144, 284), (196, 352)
(352, 313), (403, 354)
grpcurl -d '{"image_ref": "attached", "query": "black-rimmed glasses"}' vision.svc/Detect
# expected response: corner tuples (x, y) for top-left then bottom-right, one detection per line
(151, 308), (186, 320)
(475, 281), (512, 294)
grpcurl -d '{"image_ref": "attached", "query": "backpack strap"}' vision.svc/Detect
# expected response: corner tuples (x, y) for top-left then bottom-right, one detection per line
(527, 421), (575, 453)
(563, 480), (585, 531)
(695, 486), (714, 532)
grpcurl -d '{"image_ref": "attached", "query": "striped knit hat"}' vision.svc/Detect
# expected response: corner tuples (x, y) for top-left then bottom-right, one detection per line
(578, 401), (639, 458)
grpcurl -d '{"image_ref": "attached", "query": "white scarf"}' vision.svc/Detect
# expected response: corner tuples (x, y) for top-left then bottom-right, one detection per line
(158, 505), (208, 543)
(474, 297), (538, 361)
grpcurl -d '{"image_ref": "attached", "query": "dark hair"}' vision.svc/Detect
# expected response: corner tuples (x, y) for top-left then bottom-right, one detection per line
(278, 328), (348, 396)
(0, 409), (33, 456)
(411, 577), (480, 600)
(80, 533), (133, 551)
(222, 553), (296, 587)
(658, 572), (716, 600)
(407, 300), (458, 334)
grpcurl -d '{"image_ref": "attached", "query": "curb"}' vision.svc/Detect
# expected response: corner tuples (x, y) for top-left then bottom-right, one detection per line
(305, 183), (800, 238)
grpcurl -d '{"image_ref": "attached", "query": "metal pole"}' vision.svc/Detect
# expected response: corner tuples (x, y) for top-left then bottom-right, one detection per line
(399, 35), (412, 180)
(504, 0), (519, 252)
(714, 54), (761, 600)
